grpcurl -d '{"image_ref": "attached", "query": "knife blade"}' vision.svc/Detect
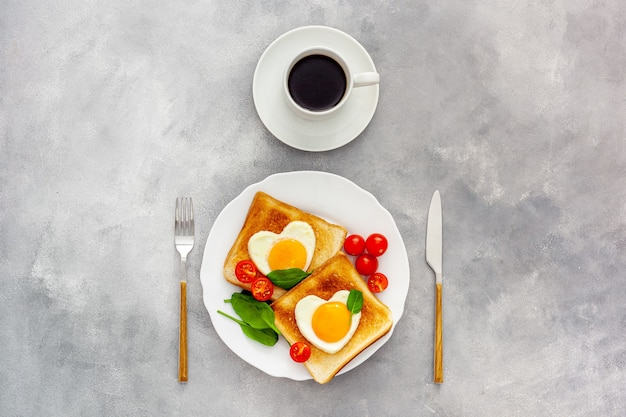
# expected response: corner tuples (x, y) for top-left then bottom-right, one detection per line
(426, 190), (443, 384)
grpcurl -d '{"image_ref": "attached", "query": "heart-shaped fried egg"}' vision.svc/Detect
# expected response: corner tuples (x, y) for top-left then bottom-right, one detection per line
(295, 290), (361, 354)
(248, 221), (316, 276)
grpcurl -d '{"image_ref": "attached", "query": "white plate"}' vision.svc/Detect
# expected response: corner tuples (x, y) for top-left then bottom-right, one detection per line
(200, 171), (409, 381)
(252, 26), (380, 152)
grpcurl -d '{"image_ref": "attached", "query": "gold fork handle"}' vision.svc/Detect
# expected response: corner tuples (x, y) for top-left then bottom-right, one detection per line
(179, 280), (188, 382)
(434, 282), (443, 384)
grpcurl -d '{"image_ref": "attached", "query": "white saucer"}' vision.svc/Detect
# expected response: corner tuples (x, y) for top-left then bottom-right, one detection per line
(253, 26), (380, 152)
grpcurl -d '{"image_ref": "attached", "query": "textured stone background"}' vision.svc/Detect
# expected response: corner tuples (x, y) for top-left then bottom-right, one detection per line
(1, 1), (625, 416)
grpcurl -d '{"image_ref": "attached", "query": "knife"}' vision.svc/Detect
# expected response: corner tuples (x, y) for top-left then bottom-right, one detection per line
(426, 190), (443, 384)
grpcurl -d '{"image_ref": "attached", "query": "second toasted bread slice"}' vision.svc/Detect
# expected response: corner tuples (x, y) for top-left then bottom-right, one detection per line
(223, 191), (347, 300)
(271, 252), (393, 384)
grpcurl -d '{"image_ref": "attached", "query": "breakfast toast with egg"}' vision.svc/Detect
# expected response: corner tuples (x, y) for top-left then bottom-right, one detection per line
(223, 191), (348, 300)
(271, 252), (393, 384)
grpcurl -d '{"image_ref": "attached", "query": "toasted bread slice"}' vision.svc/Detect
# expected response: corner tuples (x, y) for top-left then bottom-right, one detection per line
(223, 192), (347, 300)
(271, 252), (393, 384)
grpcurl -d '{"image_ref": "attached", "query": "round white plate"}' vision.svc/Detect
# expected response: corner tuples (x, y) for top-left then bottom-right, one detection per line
(252, 26), (380, 152)
(200, 171), (409, 381)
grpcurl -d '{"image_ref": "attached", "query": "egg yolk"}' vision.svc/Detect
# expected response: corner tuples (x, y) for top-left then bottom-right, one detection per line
(268, 238), (307, 271)
(312, 301), (352, 343)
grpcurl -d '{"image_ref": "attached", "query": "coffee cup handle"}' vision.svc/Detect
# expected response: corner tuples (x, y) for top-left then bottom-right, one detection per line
(353, 72), (380, 88)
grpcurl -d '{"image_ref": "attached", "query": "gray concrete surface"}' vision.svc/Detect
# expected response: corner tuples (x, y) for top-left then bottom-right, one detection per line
(1, 1), (625, 416)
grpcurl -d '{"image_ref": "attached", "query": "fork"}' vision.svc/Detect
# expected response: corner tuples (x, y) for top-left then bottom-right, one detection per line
(175, 197), (194, 382)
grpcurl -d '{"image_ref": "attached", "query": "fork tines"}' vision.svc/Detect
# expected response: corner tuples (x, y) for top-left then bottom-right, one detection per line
(175, 197), (194, 236)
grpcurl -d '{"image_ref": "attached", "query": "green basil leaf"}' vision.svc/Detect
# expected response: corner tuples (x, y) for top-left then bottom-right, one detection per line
(217, 310), (278, 346)
(347, 289), (363, 315)
(267, 268), (312, 290)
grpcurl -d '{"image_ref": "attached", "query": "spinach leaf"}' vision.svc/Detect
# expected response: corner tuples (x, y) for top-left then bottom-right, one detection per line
(228, 292), (281, 335)
(229, 293), (270, 329)
(241, 326), (279, 347)
(267, 268), (311, 290)
(256, 301), (281, 335)
(217, 310), (278, 346)
(347, 289), (363, 315)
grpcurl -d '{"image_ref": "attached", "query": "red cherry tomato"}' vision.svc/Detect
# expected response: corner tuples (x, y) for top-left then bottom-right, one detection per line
(355, 253), (378, 276)
(235, 260), (258, 283)
(344, 234), (366, 256)
(365, 233), (388, 257)
(368, 272), (389, 293)
(289, 341), (311, 363)
(250, 277), (274, 301)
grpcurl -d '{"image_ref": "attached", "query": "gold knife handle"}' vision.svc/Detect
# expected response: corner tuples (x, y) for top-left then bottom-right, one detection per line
(434, 282), (443, 383)
(179, 280), (188, 382)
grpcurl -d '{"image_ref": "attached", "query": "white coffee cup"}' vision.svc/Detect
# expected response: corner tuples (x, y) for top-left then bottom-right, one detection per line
(284, 47), (379, 120)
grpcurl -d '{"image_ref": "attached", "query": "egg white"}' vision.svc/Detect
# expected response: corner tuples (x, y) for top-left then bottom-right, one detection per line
(247, 221), (316, 276)
(294, 290), (361, 354)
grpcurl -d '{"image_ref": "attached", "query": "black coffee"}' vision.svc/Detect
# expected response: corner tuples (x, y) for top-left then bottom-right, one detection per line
(287, 54), (347, 111)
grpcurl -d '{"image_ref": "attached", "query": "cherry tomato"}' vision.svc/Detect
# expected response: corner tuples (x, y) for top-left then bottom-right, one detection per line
(344, 234), (366, 256)
(368, 272), (389, 293)
(365, 233), (388, 257)
(250, 277), (274, 301)
(235, 260), (258, 283)
(289, 341), (311, 363)
(355, 253), (378, 276)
